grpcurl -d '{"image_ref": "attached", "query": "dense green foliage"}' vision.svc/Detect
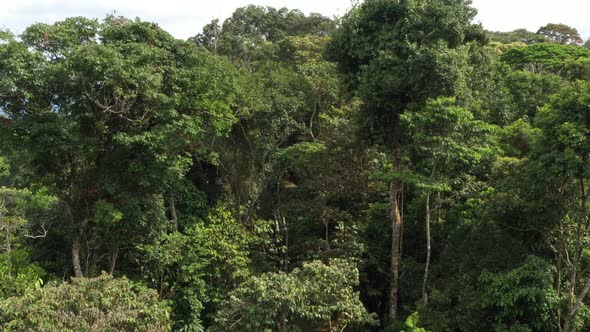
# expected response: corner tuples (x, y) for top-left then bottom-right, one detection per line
(214, 259), (377, 331)
(0, 274), (170, 331)
(2, 1), (590, 331)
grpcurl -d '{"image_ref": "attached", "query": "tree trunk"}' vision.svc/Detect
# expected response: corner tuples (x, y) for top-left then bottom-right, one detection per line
(388, 180), (402, 321)
(282, 215), (289, 272)
(422, 191), (431, 307)
(387, 145), (403, 321)
(5, 225), (11, 279)
(72, 237), (84, 278)
(274, 209), (289, 272)
(0, 202), (9, 279)
(168, 196), (178, 232)
(563, 277), (590, 332)
(109, 248), (118, 275)
(421, 165), (436, 308)
(557, 221), (564, 332)
(309, 99), (317, 140)
(322, 210), (330, 249)
(562, 178), (589, 332)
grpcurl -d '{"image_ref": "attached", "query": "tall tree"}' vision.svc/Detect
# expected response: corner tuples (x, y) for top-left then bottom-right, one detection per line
(329, 0), (483, 321)
(532, 81), (590, 332)
(401, 97), (497, 307)
(0, 17), (239, 277)
(191, 6), (338, 229)
(537, 23), (583, 45)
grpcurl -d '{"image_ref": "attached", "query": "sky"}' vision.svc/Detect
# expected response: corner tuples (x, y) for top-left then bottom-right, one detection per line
(1, 0), (589, 41)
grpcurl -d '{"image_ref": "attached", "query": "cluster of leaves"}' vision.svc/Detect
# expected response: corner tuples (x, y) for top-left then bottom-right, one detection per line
(480, 256), (558, 331)
(0, 274), (171, 331)
(137, 207), (253, 329)
(501, 43), (590, 75)
(214, 259), (378, 331)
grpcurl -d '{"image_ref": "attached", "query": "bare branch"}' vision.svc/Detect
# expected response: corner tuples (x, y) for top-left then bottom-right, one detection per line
(25, 224), (49, 239)
(569, 277), (590, 321)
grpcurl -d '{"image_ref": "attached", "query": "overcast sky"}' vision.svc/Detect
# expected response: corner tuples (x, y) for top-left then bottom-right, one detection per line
(1, 0), (589, 41)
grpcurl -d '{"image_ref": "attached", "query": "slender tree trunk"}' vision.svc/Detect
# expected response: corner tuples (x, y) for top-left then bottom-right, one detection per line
(72, 237), (84, 278)
(274, 209), (289, 272)
(309, 99), (317, 140)
(557, 222), (564, 332)
(325, 220), (329, 248)
(109, 248), (118, 275)
(421, 191), (431, 307)
(564, 277), (590, 332)
(168, 197), (178, 232)
(0, 201), (9, 279)
(282, 216), (289, 271)
(421, 165), (436, 308)
(563, 314), (573, 331)
(66, 202), (87, 278)
(567, 232), (580, 321)
(563, 178), (589, 332)
(5, 225), (11, 279)
(388, 145), (403, 321)
(322, 210), (330, 249)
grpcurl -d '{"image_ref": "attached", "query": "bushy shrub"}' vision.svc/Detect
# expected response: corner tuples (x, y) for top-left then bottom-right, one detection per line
(0, 273), (170, 331)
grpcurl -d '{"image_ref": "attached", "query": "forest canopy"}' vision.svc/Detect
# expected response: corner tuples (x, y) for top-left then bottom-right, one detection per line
(1, 1), (590, 331)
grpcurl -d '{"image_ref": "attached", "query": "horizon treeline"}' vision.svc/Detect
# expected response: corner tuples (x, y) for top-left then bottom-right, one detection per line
(2, 1), (590, 331)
